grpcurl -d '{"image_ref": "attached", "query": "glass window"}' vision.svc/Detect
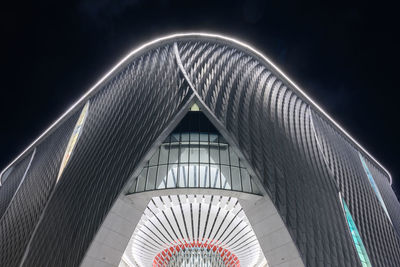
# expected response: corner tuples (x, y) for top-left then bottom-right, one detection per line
(199, 146), (209, 163)
(241, 168), (252, 193)
(342, 197), (372, 267)
(210, 164), (221, 188)
(231, 167), (241, 191)
(188, 164), (198, 187)
(181, 133), (190, 142)
(209, 134), (218, 143)
(159, 146), (169, 165)
(220, 146), (229, 165)
(221, 165), (231, 190)
(128, 112), (260, 196)
(180, 145), (189, 163)
(171, 133), (180, 143)
(200, 164), (209, 187)
(209, 145), (219, 164)
(149, 148), (160, 166)
(167, 165), (178, 188)
(156, 165), (167, 189)
(190, 132), (199, 142)
(199, 133), (208, 142)
(135, 167), (147, 192)
(179, 165), (188, 187)
(229, 148), (239, 167)
(169, 146), (179, 164)
(146, 167), (157, 190)
(190, 146), (199, 163)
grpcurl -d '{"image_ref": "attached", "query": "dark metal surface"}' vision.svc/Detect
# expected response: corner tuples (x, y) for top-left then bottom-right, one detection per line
(21, 44), (192, 267)
(312, 112), (400, 266)
(0, 151), (33, 220)
(0, 35), (398, 267)
(368, 159), (400, 239)
(0, 110), (80, 267)
(177, 40), (361, 266)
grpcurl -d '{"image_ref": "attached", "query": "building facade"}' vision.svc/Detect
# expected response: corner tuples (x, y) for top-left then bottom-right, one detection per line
(0, 33), (399, 267)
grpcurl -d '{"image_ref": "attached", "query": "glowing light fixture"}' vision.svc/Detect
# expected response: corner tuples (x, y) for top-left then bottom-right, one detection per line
(57, 101), (90, 182)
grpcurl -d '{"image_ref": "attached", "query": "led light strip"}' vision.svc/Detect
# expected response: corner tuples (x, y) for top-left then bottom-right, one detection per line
(0, 33), (392, 184)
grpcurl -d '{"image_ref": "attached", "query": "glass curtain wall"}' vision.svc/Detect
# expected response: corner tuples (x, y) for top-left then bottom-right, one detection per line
(129, 111), (259, 195)
(342, 197), (372, 267)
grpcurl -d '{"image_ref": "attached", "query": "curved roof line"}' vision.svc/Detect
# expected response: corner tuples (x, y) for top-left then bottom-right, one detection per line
(0, 32), (392, 184)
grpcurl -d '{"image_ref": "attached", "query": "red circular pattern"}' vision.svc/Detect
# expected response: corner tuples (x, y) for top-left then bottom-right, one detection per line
(153, 239), (239, 267)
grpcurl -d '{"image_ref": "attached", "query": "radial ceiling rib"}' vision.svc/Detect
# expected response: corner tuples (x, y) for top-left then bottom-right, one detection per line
(122, 194), (268, 267)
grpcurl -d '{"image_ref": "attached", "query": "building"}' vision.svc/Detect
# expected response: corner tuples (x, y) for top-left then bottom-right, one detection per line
(0, 33), (399, 267)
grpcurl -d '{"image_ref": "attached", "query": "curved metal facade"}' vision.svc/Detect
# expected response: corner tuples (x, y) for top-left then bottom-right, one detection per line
(0, 33), (399, 267)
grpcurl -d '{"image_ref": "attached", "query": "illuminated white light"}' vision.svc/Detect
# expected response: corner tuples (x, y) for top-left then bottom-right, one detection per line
(120, 194), (267, 267)
(57, 101), (90, 182)
(0, 33), (392, 185)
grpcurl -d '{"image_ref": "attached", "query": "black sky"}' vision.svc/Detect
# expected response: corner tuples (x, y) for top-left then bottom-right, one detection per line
(1, 0), (399, 198)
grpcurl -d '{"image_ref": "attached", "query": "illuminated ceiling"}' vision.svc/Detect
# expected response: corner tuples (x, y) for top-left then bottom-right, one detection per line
(120, 194), (267, 267)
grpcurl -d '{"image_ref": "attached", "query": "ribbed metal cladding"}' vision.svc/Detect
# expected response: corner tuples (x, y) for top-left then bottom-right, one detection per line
(366, 158), (400, 238)
(0, 151), (33, 220)
(311, 112), (400, 267)
(175, 39), (398, 266)
(176, 40), (348, 266)
(20, 45), (192, 267)
(0, 35), (399, 267)
(0, 110), (80, 267)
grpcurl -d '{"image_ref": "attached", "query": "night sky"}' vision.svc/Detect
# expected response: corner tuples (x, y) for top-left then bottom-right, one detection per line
(1, 0), (399, 199)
